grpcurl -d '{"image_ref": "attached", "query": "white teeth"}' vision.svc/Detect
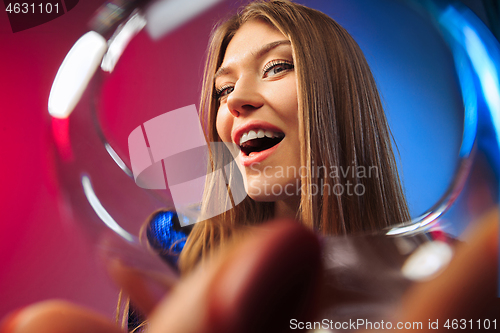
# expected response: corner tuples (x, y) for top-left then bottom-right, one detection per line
(239, 128), (284, 145)
(240, 133), (248, 144)
(247, 130), (257, 140)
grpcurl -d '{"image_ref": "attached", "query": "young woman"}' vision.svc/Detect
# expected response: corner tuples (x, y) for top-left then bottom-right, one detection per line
(177, 0), (410, 274)
(1, 2), (497, 332)
(128, 2), (410, 329)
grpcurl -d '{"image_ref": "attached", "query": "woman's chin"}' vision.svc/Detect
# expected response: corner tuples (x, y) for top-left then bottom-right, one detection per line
(247, 193), (279, 203)
(244, 179), (300, 203)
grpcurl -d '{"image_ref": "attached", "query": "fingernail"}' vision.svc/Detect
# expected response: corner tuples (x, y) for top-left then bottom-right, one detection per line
(209, 220), (322, 333)
(0, 309), (23, 333)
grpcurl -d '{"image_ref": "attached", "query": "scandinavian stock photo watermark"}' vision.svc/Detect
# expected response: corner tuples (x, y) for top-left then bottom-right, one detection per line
(244, 163), (378, 197)
(128, 105), (378, 225)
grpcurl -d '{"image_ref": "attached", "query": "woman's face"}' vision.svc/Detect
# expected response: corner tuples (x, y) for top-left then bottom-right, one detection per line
(215, 20), (301, 204)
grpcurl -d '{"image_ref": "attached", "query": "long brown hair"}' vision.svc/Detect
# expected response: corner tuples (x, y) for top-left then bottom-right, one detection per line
(178, 0), (410, 274)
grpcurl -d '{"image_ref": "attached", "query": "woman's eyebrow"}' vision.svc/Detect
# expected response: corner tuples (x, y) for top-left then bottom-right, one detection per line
(214, 40), (291, 81)
(253, 39), (291, 59)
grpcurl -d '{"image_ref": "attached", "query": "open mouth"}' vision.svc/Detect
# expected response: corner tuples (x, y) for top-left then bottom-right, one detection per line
(239, 129), (285, 156)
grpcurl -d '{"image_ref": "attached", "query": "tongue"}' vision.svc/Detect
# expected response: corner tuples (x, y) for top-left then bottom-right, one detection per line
(246, 138), (270, 147)
(241, 137), (282, 155)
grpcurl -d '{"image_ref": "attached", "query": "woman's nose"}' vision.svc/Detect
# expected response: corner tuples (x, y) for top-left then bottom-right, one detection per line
(226, 78), (264, 117)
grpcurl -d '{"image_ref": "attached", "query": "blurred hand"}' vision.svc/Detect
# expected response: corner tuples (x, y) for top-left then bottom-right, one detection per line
(0, 219), (322, 333)
(394, 207), (499, 332)
(0, 210), (497, 333)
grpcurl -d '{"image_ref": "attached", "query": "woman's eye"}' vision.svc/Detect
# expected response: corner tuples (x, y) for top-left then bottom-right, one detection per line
(216, 85), (234, 100)
(263, 61), (294, 78)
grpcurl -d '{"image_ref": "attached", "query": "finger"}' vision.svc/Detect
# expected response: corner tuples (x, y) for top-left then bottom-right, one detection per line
(0, 300), (122, 333)
(107, 258), (177, 316)
(148, 219), (322, 333)
(398, 207), (499, 332)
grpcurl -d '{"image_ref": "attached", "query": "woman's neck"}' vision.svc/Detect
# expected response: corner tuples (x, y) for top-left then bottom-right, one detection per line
(274, 196), (300, 220)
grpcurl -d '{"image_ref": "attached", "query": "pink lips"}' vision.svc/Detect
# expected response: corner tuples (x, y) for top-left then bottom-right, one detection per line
(232, 120), (284, 167)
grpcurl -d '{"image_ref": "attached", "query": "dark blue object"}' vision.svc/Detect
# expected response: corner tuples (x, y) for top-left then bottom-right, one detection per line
(146, 209), (192, 267)
(129, 210), (192, 332)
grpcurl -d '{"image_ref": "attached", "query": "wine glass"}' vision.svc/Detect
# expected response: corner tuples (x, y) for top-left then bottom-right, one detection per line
(48, 0), (500, 325)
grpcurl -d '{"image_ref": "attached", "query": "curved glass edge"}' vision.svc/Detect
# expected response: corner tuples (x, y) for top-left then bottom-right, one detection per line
(53, 0), (499, 241)
(387, 0), (500, 237)
(93, 0), (482, 236)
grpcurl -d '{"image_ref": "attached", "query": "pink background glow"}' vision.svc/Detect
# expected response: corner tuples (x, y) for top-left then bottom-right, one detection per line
(0, 0), (232, 319)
